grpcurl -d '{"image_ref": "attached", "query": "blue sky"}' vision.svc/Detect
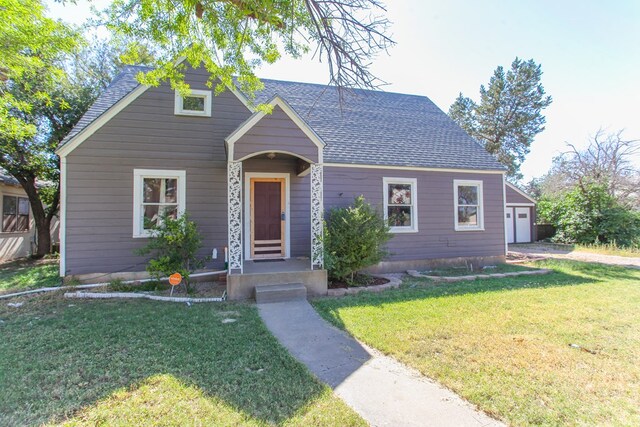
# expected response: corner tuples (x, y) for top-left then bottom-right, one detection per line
(47, 0), (640, 182)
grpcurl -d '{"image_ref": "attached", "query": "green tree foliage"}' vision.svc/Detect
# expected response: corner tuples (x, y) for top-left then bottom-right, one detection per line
(0, 0), (80, 256)
(2, 0), (154, 258)
(449, 58), (552, 180)
(324, 196), (391, 284)
(538, 184), (640, 247)
(100, 0), (394, 101)
(136, 213), (208, 292)
(552, 129), (639, 209)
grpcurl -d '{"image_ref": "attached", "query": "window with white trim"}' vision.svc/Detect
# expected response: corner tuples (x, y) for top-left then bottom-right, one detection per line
(133, 169), (186, 237)
(454, 179), (484, 231)
(174, 89), (212, 117)
(383, 177), (418, 233)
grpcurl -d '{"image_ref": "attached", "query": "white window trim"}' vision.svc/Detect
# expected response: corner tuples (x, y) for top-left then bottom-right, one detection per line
(383, 177), (418, 233)
(174, 89), (212, 117)
(133, 169), (186, 238)
(454, 179), (484, 231)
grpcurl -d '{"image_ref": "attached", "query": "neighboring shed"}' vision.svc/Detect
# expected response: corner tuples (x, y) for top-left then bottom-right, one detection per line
(505, 182), (536, 243)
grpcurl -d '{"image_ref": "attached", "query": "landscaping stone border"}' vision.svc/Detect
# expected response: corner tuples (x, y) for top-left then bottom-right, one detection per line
(406, 268), (552, 282)
(326, 274), (402, 297)
(64, 291), (224, 303)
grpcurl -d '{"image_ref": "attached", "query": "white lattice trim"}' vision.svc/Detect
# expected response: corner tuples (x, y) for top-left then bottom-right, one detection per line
(227, 161), (243, 271)
(310, 164), (324, 269)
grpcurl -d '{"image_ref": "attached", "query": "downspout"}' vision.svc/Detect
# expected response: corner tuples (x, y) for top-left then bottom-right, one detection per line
(502, 173), (508, 256)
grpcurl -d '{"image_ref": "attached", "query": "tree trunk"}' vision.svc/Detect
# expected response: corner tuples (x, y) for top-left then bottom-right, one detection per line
(15, 174), (59, 258)
(35, 219), (52, 258)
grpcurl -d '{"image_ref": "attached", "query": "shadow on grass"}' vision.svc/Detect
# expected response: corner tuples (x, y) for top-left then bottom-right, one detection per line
(314, 259), (640, 331)
(0, 296), (339, 426)
(0, 258), (60, 294)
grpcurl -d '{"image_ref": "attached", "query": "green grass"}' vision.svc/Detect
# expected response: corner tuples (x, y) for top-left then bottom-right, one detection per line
(0, 296), (365, 426)
(313, 260), (640, 426)
(420, 263), (536, 276)
(0, 258), (60, 293)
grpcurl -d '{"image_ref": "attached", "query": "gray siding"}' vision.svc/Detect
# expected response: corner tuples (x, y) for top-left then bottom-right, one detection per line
(506, 185), (534, 205)
(243, 157), (310, 258)
(233, 106), (319, 162)
(324, 167), (506, 260)
(65, 67), (252, 275)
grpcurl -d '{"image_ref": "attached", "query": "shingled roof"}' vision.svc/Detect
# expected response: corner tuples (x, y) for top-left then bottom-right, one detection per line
(61, 67), (505, 171)
(255, 80), (504, 170)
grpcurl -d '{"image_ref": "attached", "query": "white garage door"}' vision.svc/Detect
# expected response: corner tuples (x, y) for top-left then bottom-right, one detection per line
(515, 207), (531, 243)
(505, 208), (515, 243)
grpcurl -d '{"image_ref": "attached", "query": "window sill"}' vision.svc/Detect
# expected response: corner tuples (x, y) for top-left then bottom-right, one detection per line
(174, 111), (211, 117)
(132, 233), (155, 239)
(390, 227), (419, 234)
(454, 227), (485, 232)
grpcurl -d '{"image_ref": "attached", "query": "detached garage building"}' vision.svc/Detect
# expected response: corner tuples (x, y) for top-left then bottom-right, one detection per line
(505, 182), (536, 243)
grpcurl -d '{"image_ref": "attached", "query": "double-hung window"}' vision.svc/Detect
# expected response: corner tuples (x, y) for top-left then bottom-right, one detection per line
(2, 196), (29, 232)
(174, 89), (212, 117)
(383, 177), (418, 233)
(454, 179), (484, 231)
(133, 169), (186, 237)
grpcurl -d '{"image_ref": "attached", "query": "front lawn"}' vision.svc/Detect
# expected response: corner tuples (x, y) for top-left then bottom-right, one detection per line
(313, 260), (640, 426)
(0, 257), (60, 294)
(0, 296), (365, 426)
(419, 262), (536, 277)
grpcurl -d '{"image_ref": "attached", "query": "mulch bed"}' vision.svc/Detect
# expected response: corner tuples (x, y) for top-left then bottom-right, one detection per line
(151, 281), (227, 298)
(329, 274), (390, 289)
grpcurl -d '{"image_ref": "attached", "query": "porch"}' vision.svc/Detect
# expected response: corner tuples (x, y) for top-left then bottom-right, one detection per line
(227, 259), (327, 300)
(224, 97), (327, 300)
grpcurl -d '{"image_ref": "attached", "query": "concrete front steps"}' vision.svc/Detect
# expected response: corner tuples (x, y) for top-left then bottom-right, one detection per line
(227, 268), (327, 300)
(255, 283), (307, 303)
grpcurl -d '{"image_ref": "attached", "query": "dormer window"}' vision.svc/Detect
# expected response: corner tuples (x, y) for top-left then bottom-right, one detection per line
(174, 89), (212, 117)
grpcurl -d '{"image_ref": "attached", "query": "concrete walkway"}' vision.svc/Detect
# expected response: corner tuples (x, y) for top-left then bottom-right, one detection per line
(259, 300), (504, 427)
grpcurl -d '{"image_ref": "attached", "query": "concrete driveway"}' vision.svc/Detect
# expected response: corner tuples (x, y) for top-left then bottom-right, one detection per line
(509, 243), (640, 269)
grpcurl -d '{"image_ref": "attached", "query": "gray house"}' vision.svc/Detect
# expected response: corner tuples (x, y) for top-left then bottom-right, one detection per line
(57, 63), (508, 299)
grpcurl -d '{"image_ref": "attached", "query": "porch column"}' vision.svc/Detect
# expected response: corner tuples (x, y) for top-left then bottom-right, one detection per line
(227, 161), (243, 272)
(310, 163), (324, 269)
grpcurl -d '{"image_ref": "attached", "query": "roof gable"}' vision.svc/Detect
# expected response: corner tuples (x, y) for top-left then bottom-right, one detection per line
(56, 64), (252, 157)
(226, 96), (324, 163)
(505, 182), (537, 204)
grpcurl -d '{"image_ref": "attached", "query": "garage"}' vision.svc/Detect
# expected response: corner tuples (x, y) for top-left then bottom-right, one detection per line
(505, 182), (536, 243)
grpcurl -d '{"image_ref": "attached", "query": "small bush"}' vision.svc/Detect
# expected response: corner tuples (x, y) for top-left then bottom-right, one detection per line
(135, 212), (207, 292)
(324, 196), (391, 285)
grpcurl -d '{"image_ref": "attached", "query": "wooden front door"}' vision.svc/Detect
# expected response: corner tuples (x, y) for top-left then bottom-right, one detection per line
(251, 178), (285, 258)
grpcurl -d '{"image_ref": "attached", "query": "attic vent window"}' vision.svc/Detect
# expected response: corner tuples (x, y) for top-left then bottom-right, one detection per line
(174, 89), (212, 117)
